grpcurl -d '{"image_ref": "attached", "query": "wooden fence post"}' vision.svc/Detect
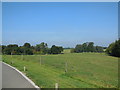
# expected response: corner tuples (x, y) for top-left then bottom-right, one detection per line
(55, 83), (58, 90)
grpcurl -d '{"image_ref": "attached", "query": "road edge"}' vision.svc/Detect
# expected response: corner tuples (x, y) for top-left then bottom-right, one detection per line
(2, 62), (40, 89)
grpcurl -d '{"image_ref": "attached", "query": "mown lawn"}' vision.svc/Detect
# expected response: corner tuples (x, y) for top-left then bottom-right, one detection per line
(2, 52), (118, 88)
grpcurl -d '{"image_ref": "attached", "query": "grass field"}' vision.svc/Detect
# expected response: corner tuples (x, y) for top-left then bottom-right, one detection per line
(2, 51), (118, 88)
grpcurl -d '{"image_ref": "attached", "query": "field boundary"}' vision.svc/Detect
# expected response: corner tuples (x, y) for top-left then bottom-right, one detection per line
(2, 62), (40, 89)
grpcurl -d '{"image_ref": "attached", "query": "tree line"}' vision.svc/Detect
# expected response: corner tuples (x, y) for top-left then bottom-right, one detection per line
(1, 40), (119, 57)
(1, 42), (63, 55)
(106, 39), (120, 57)
(70, 42), (104, 53)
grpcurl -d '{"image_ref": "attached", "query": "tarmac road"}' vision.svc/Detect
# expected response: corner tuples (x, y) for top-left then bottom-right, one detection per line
(2, 62), (39, 89)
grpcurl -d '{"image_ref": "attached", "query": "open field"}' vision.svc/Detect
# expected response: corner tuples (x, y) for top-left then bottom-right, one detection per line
(62, 49), (71, 54)
(2, 52), (118, 88)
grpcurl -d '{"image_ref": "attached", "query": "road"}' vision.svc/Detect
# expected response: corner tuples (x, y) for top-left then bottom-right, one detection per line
(2, 62), (39, 89)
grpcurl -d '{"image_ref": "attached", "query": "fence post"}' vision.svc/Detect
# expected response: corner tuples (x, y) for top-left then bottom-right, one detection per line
(65, 62), (67, 73)
(11, 52), (12, 58)
(40, 56), (41, 65)
(24, 66), (26, 71)
(21, 54), (23, 60)
(55, 83), (58, 90)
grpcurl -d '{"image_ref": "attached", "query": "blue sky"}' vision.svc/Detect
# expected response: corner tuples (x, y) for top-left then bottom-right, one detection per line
(2, 2), (118, 47)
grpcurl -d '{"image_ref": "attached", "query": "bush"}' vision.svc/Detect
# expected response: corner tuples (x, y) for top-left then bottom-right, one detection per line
(106, 39), (120, 57)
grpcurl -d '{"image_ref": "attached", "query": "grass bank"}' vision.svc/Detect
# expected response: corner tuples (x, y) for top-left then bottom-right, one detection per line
(2, 52), (118, 88)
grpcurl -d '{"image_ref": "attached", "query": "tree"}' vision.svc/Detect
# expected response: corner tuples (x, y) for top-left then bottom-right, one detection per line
(95, 46), (103, 52)
(2, 45), (6, 54)
(82, 43), (87, 52)
(3, 47), (11, 55)
(51, 45), (58, 54)
(112, 40), (120, 57)
(71, 42), (104, 53)
(74, 44), (83, 53)
(1, 42), (64, 55)
(23, 43), (31, 48)
(46, 48), (51, 54)
(25, 48), (33, 55)
(50, 45), (63, 54)
(106, 42), (115, 55)
(3, 44), (20, 55)
(58, 47), (63, 53)
(106, 39), (120, 57)
(35, 42), (48, 54)
(87, 42), (94, 52)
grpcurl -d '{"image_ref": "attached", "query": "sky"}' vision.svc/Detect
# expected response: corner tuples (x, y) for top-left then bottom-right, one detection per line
(2, 2), (118, 48)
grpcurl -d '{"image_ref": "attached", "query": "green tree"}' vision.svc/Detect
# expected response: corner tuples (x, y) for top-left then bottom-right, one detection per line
(35, 42), (48, 54)
(95, 46), (103, 52)
(74, 44), (83, 53)
(50, 45), (63, 54)
(25, 48), (33, 55)
(3, 47), (11, 55)
(3, 44), (20, 55)
(112, 40), (120, 57)
(58, 47), (63, 53)
(22, 43), (33, 55)
(23, 43), (31, 48)
(106, 39), (120, 57)
(106, 42), (115, 55)
(82, 43), (87, 52)
(87, 42), (94, 52)
(2, 45), (6, 54)
(72, 42), (104, 53)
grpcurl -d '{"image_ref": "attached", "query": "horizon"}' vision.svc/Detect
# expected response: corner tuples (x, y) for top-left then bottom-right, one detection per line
(1, 41), (109, 48)
(2, 2), (118, 47)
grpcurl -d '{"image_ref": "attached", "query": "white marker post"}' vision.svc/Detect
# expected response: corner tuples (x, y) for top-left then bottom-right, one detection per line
(21, 54), (23, 60)
(55, 83), (58, 90)
(24, 66), (26, 71)
(40, 56), (41, 65)
(65, 62), (67, 73)
(11, 52), (12, 58)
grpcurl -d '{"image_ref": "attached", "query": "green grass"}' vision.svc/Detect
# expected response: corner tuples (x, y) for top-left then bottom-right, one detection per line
(2, 52), (118, 88)
(62, 49), (71, 54)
